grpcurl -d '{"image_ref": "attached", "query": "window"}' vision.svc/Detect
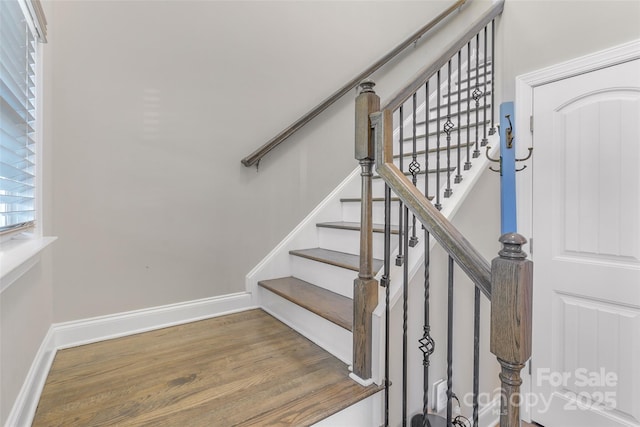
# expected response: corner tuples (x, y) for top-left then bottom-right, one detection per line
(0, 0), (47, 236)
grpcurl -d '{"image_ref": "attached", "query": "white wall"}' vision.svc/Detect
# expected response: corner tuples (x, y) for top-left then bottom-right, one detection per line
(499, 0), (640, 101)
(48, 0), (496, 322)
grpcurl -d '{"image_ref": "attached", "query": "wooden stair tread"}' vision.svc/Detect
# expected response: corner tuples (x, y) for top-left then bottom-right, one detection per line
(394, 142), (473, 158)
(341, 195), (434, 203)
(259, 276), (353, 331)
(289, 247), (383, 273)
(341, 196), (401, 203)
(316, 221), (399, 234)
(372, 166), (455, 179)
(402, 119), (491, 142)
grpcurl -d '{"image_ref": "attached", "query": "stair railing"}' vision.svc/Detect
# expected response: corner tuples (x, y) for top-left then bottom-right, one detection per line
(240, 0), (469, 168)
(353, 1), (533, 426)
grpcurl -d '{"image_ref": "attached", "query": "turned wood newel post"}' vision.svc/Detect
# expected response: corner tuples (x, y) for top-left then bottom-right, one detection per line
(353, 80), (380, 380)
(490, 233), (533, 427)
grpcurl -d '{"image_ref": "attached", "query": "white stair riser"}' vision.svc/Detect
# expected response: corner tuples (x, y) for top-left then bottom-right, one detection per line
(372, 171), (456, 196)
(317, 226), (398, 261)
(396, 112), (490, 144)
(259, 287), (352, 364)
(341, 200), (401, 225)
(290, 255), (357, 298)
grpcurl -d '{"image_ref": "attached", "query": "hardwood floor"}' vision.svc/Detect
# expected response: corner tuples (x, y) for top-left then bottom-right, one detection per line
(32, 309), (381, 426)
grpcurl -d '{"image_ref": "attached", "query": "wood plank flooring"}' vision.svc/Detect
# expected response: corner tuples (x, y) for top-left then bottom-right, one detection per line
(32, 309), (381, 426)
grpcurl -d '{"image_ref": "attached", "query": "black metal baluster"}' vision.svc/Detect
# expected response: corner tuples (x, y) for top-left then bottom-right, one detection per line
(444, 60), (454, 198)
(455, 49), (462, 184)
(397, 107), (405, 266)
(402, 205), (410, 426)
(435, 71), (442, 210)
(409, 93), (419, 247)
(447, 256), (454, 426)
(472, 34), (482, 159)
(425, 81), (430, 200)
(473, 286), (480, 427)
(421, 229), (435, 427)
(489, 19), (496, 136)
(383, 183), (392, 427)
(464, 42), (472, 171)
(481, 26), (488, 146)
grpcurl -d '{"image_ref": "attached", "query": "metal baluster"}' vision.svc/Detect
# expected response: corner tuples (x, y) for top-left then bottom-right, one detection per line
(455, 49), (463, 184)
(402, 206), (410, 426)
(489, 20), (496, 136)
(409, 93), (419, 247)
(444, 60), (454, 198)
(481, 26), (488, 146)
(435, 71), (442, 210)
(464, 42), (472, 171)
(473, 286), (480, 427)
(421, 229), (435, 427)
(383, 183), (392, 427)
(472, 33), (482, 159)
(397, 107), (405, 266)
(446, 256), (454, 426)
(425, 81), (430, 200)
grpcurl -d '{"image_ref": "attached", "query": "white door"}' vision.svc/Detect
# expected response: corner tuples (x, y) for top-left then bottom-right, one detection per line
(531, 59), (640, 427)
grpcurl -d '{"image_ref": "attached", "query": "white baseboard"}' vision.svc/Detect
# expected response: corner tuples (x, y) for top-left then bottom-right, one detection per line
(4, 328), (57, 427)
(479, 396), (501, 427)
(5, 292), (253, 427)
(52, 292), (253, 349)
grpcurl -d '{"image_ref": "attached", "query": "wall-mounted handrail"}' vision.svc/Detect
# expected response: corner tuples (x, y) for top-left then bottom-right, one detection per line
(381, 0), (504, 112)
(240, 0), (468, 168)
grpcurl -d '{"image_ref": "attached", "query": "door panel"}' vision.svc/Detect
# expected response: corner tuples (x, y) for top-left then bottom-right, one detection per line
(532, 59), (640, 427)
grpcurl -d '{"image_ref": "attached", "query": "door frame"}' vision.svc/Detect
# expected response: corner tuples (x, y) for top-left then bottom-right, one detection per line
(514, 39), (640, 423)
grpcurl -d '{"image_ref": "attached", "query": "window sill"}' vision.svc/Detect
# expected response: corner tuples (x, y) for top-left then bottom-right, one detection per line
(0, 236), (57, 293)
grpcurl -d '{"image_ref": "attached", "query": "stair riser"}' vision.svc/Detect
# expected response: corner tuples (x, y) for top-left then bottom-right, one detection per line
(341, 200), (401, 224)
(290, 256), (357, 298)
(396, 111), (490, 143)
(259, 287), (352, 364)
(317, 226), (398, 261)
(373, 171), (456, 196)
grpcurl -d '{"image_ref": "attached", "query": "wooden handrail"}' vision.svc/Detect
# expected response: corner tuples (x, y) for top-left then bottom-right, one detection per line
(372, 109), (492, 298)
(381, 0), (505, 112)
(240, 0), (468, 168)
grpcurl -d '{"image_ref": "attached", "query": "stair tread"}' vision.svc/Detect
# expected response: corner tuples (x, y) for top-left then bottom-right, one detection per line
(317, 221), (400, 234)
(259, 276), (353, 331)
(372, 166), (455, 179)
(394, 142), (473, 158)
(289, 247), (383, 273)
(341, 195), (434, 203)
(341, 196), (401, 203)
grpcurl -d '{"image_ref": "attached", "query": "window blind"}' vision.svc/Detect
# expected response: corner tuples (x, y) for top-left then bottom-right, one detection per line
(0, 0), (39, 234)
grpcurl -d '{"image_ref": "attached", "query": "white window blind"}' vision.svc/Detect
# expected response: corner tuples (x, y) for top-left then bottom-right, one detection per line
(0, 0), (45, 235)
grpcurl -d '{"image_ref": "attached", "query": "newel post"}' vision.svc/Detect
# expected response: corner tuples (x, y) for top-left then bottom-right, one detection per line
(490, 233), (533, 427)
(352, 80), (380, 380)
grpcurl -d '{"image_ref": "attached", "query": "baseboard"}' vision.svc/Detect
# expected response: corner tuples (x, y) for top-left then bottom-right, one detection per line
(478, 396), (500, 427)
(4, 328), (57, 427)
(52, 292), (253, 349)
(5, 292), (253, 427)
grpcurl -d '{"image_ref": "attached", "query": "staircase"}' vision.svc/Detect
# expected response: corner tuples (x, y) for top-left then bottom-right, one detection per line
(250, 52), (498, 423)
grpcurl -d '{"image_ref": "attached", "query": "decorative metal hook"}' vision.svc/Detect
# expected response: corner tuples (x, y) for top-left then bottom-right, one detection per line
(516, 147), (534, 163)
(485, 145), (502, 175)
(505, 114), (514, 148)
